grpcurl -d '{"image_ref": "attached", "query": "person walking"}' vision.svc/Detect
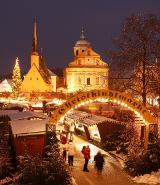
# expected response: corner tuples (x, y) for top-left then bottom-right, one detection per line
(60, 143), (67, 161)
(69, 122), (75, 141)
(94, 151), (105, 174)
(81, 145), (90, 172)
(67, 140), (76, 166)
(62, 119), (70, 140)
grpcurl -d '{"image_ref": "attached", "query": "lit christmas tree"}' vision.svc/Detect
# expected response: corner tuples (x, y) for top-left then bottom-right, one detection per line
(12, 57), (22, 98)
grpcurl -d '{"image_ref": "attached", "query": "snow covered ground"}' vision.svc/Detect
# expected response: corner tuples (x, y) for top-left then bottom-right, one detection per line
(133, 170), (160, 185)
(73, 136), (160, 185)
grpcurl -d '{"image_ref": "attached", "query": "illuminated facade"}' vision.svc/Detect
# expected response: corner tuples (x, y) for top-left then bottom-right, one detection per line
(21, 18), (57, 93)
(65, 30), (108, 93)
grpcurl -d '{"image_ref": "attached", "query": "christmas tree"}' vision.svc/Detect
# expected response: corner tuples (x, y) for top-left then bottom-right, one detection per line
(12, 57), (22, 98)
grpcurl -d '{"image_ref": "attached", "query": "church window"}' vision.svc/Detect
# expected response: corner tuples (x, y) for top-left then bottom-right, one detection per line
(37, 78), (38, 80)
(87, 78), (90, 85)
(76, 50), (79, 55)
(78, 60), (81, 65)
(88, 51), (90, 55)
(102, 79), (106, 87)
(96, 77), (99, 85)
(78, 77), (81, 84)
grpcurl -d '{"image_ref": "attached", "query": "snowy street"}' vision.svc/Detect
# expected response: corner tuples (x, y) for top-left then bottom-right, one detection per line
(70, 135), (147, 185)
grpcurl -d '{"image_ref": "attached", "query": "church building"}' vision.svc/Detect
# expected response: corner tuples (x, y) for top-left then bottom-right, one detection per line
(65, 30), (108, 94)
(21, 18), (57, 93)
(21, 18), (108, 96)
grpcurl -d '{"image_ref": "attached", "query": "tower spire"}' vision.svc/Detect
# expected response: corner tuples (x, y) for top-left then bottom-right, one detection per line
(80, 27), (85, 40)
(31, 17), (38, 55)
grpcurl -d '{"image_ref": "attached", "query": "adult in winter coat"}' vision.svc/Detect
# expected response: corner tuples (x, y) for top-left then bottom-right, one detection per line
(67, 140), (76, 166)
(60, 143), (67, 161)
(81, 145), (90, 172)
(94, 151), (105, 174)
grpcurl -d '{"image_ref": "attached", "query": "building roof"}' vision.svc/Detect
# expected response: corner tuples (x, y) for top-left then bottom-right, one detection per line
(75, 29), (91, 48)
(0, 110), (19, 116)
(10, 119), (47, 136)
(38, 57), (52, 84)
(75, 39), (91, 47)
(66, 110), (121, 127)
(8, 111), (47, 121)
(81, 115), (120, 127)
(0, 79), (12, 92)
(48, 69), (57, 76)
(66, 110), (91, 121)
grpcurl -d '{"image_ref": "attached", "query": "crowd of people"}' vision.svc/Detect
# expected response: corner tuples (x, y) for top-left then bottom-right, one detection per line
(60, 135), (105, 174)
(59, 118), (105, 174)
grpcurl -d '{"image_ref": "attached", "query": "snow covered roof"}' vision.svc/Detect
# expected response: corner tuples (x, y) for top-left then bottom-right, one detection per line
(9, 111), (47, 120)
(0, 79), (12, 92)
(66, 110), (121, 126)
(81, 115), (121, 126)
(0, 110), (19, 116)
(3, 103), (26, 109)
(66, 110), (91, 121)
(10, 119), (47, 136)
(48, 69), (57, 76)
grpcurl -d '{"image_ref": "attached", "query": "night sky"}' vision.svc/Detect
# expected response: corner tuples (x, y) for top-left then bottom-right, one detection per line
(0, 0), (160, 75)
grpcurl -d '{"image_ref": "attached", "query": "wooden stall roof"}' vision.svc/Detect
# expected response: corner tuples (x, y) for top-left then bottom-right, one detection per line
(66, 110), (121, 127)
(10, 119), (47, 137)
(66, 110), (91, 121)
(80, 114), (121, 127)
(0, 110), (19, 116)
(9, 111), (47, 120)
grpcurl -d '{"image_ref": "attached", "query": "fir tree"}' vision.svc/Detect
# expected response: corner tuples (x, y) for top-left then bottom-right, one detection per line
(12, 57), (22, 98)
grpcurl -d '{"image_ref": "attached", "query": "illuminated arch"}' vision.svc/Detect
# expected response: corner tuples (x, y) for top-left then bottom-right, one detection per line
(49, 90), (155, 125)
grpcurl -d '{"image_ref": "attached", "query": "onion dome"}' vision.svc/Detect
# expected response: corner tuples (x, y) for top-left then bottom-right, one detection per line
(75, 28), (91, 47)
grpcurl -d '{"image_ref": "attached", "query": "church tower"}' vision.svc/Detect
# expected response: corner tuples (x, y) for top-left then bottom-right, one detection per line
(21, 18), (57, 93)
(65, 29), (109, 93)
(31, 17), (40, 69)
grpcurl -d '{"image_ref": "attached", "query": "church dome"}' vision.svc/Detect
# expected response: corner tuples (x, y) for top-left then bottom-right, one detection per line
(75, 39), (90, 47)
(75, 29), (91, 47)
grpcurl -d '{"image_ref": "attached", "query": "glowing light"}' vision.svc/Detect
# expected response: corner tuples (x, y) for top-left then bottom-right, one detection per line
(47, 98), (66, 105)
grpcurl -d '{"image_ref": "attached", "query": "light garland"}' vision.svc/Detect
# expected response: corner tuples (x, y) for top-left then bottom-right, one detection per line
(54, 97), (148, 125)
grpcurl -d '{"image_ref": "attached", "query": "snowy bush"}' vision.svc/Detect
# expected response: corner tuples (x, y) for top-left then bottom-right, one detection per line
(102, 131), (122, 151)
(125, 143), (160, 176)
(0, 122), (14, 180)
(112, 109), (135, 122)
(102, 121), (137, 154)
(0, 154), (14, 179)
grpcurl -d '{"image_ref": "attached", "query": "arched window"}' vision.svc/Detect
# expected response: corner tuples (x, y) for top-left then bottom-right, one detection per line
(96, 77), (99, 85)
(87, 78), (90, 85)
(78, 77), (81, 84)
(78, 60), (81, 65)
(76, 50), (79, 55)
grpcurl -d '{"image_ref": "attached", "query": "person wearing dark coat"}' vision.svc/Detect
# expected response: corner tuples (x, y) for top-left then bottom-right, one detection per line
(94, 151), (105, 174)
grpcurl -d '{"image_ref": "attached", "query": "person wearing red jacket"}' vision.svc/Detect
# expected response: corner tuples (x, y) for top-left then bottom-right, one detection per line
(81, 145), (90, 172)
